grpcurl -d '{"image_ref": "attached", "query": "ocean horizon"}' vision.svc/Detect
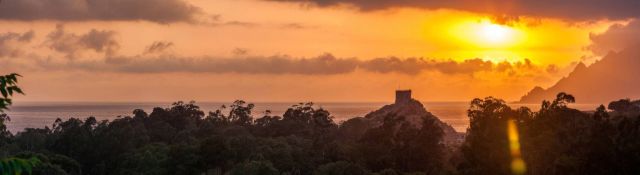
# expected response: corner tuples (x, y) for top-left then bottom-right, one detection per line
(3, 101), (603, 134)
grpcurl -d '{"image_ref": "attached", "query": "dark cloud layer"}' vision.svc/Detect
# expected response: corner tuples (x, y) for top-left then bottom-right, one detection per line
(268, 0), (640, 21)
(588, 20), (640, 56)
(0, 0), (201, 23)
(0, 30), (34, 57)
(360, 57), (498, 75)
(45, 24), (119, 58)
(63, 54), (361, 75)
(34, 53), (542, 76)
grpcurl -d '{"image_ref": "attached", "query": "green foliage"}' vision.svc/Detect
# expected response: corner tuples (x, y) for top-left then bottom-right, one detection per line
(0, 73), (43, 175)
(14, 152), (80, 175)
(0, 157), (40, 175)
(0, 73), (23, 112)
(0, 73), (24, 146)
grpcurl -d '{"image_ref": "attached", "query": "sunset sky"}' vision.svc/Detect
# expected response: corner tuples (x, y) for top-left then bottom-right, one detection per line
(1, 0), (639, 102)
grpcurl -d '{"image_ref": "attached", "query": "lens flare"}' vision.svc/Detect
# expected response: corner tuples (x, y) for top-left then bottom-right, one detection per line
(508, 119), (526, 175)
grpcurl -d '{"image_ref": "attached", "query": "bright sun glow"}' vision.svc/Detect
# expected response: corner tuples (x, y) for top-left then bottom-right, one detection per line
(446, 18), (530, 63)
(480, 22), (512, 43)
(449, 19), (523, 49)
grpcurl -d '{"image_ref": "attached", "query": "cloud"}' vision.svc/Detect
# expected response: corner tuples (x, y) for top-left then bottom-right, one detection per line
(40, 53), (361, 75)
(44, 24), (119, 58)
(28, 51), (548, 76)
(588, 20), (640, 56)
(266, 0), (640, 21)
(145, 41), (174, 54)
(1, 27), (552, 76)
(0, 30), (34, 57)
(360, 57), (537, 75)
(0, 0), (202, 24)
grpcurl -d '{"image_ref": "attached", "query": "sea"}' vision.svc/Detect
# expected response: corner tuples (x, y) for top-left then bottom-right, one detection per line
(3, 102), (603, 134)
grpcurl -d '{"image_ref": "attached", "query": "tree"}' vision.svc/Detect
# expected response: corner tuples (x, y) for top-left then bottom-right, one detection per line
(0, 114), (12, 147)
(358, 114), (444, 173)
(0, 73), (23, 112)
(229, 161), (279, 175)
(118, 143), (170, 175)
(0, 157), (41, 175)
(228, 100), (255, 126)
(593, 105), (609, 121)
(608, 99), (640, 114)
(0, 73), (46, 175)
(551, 92), (575, 108)
(459, 97), (528, 175)
(314, 161), (368, 175)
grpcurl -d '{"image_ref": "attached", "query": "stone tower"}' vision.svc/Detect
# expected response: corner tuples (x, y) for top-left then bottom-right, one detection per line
(395, 90), (412, 104)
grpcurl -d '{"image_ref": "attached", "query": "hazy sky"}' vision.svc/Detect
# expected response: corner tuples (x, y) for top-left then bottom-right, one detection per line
(1, 0), (638, 102)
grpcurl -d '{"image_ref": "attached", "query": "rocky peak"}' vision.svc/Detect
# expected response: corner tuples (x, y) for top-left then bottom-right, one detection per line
(364, 98), (432, 127)
(364, 90), (463, 145)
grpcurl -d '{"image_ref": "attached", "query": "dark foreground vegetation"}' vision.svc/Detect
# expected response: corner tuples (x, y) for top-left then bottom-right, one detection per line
(2, 74), (640, 174)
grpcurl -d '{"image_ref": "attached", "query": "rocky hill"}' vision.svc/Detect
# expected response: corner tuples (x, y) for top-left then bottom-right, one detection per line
(364, 98), (463, 145)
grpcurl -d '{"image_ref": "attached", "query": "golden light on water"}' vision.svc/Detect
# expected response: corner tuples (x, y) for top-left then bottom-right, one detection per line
(508, 119), (526, 175)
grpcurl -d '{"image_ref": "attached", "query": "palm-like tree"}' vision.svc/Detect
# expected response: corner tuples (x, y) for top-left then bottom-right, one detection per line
(0, 73), (40, 175)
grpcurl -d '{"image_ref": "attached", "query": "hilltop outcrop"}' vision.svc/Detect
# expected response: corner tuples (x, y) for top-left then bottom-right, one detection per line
(364, 92), (463, 145)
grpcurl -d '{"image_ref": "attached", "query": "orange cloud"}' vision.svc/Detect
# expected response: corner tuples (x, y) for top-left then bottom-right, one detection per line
(266, 0), (640, 21)
(588, 20), (640, 56)
(0, 30), (33, 58)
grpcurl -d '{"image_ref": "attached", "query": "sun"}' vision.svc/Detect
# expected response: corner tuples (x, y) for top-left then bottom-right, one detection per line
(476, 21), (515, 45)
(478, 22), (513, 44)
(449, 19), (521, 49)
(445, 18), (531, 63)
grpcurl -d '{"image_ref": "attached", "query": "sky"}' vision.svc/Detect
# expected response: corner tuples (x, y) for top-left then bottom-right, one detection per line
(1, 0), (638, 103)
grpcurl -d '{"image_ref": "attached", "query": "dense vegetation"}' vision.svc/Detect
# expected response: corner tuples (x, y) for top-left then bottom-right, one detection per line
(458, 93), (640, 175)
(0, 101), (447, 175)
(2, 73), (640, 174)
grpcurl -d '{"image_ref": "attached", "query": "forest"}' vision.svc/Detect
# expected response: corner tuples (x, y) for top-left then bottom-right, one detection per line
(1, 74), (640, 175)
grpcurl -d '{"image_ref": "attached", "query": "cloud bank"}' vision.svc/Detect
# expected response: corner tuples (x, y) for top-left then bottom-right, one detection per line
(44, 24), (119, 59)
(1, 26), (553, 77)
(0, 30), (34, 57)
(30, 53), (546, 76)
(588, 20), (640, 56)
(0, 0), (202, 23)
(267, 0), (640, 21)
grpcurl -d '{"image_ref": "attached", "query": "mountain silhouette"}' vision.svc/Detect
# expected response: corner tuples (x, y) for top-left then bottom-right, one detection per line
(519, 46), (640, 104)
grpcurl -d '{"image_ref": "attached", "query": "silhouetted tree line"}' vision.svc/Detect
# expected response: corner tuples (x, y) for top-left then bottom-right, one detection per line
(0, 101), (446, 175)
(458, 93), (640, 175)
(2, 73), (640, 174)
